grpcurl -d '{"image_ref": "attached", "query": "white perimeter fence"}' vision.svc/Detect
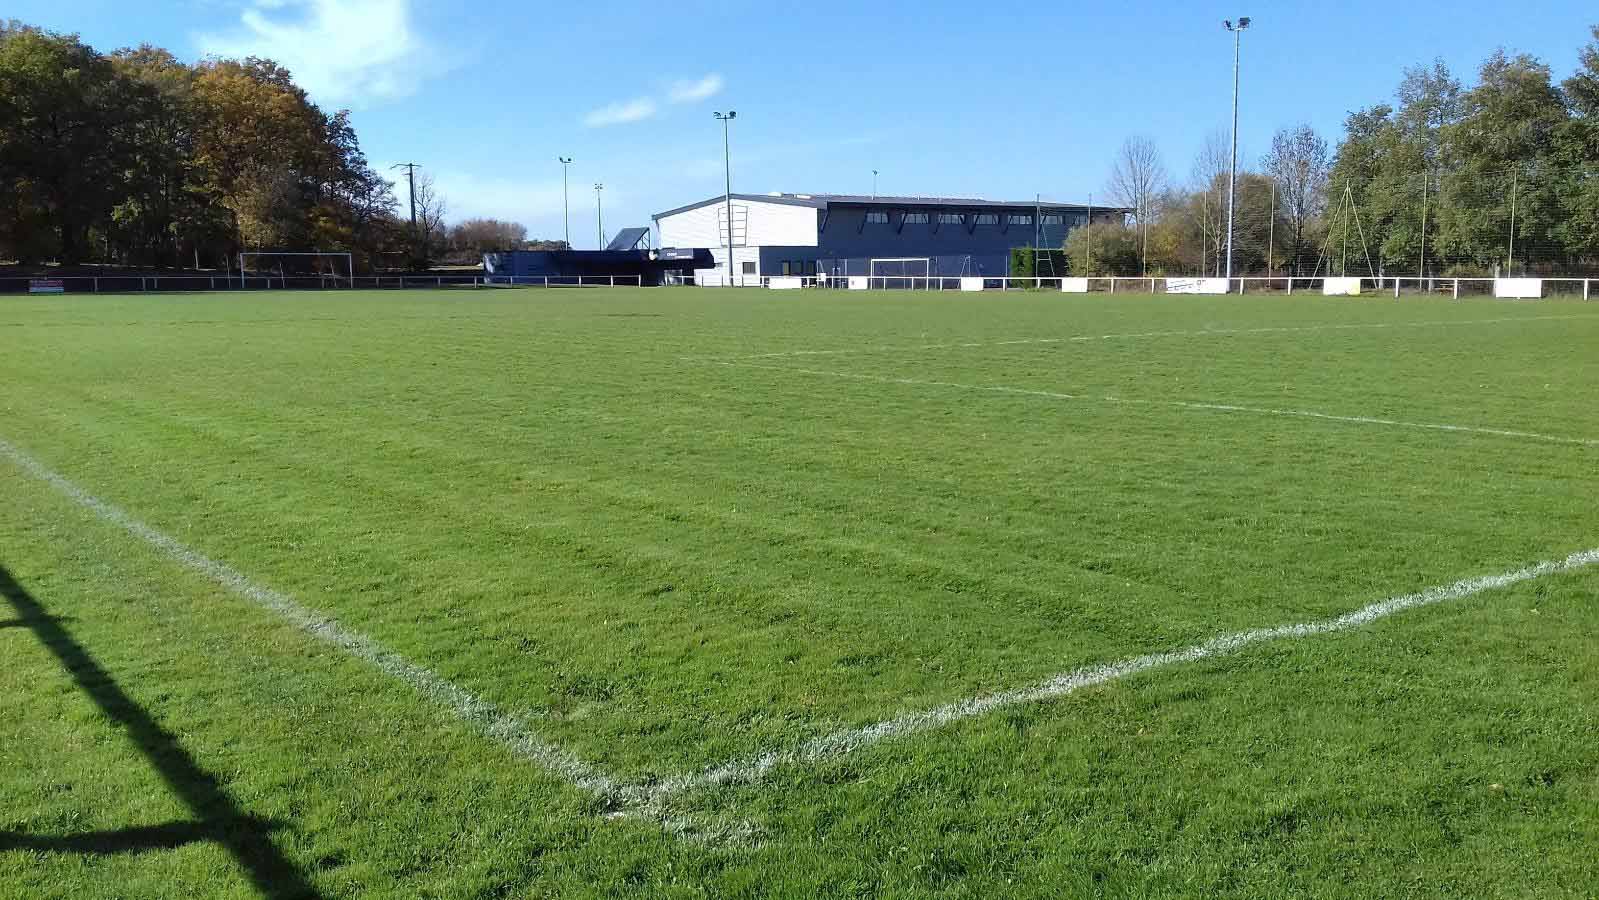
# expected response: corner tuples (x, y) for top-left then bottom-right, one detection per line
(747, 273), (1597, 300)
(1, 274), (644, 295)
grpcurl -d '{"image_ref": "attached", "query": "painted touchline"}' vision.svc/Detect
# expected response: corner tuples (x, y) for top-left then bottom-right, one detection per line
(7, 435), (1597, 836)
(710, 361), (1599, 448)
(0, 436), (632, 810)
(681, 313), (1599, 362)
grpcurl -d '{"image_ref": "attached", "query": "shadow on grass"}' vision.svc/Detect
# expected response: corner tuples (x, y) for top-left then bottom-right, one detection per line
(0, 565), (320, 899)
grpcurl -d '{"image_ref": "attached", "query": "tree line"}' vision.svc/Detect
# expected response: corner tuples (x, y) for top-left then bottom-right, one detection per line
(1072, 24), (1599, 278)
(0, 22), (560, 272)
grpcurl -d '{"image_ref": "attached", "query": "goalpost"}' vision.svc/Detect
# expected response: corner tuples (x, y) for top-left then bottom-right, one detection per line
(869, 257), (932, 290)
(237, 252), (355, 289)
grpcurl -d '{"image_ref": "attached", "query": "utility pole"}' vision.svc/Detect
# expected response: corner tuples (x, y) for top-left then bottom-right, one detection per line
(594, 183), (604, 249)
(1224, 17), (1251, 288)
(391, 162), (420, 264)
(1507, 170), (1518, 273)
(1418, 172), (1429, 283)
(714, 111), (738, 285)
(1267, 178), (1276, 279)
(1086, 193), (1094, 277)
(558, 157), (573, 246)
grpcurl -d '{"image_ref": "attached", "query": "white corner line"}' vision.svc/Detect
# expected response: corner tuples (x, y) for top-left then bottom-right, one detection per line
(666, 546), (1599, 793)
(9, 434), (1597, 837)
(679, 313), (1599, 363)
(0, 436), (634, 810)
(709, 361), (1599, 448)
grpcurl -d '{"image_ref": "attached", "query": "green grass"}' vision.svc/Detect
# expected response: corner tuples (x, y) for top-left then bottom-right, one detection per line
(2, 287), (1597, 898)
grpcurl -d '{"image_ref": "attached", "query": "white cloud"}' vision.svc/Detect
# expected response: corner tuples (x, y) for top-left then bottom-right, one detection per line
(197, 0), (433, 108)
(667, 73), (724, 104)
(582, 97), (658, 128)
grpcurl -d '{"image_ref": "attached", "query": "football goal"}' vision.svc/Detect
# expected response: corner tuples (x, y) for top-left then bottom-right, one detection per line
(869, 257), (931, 290)
(237, 251), (355, 289)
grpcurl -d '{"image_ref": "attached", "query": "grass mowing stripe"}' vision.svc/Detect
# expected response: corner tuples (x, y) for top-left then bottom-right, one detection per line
(0, 434), (631, 808)
(684, 313), (1599, 361)
(713, 361), (1599, 447)
(672, 546), (1599, 793)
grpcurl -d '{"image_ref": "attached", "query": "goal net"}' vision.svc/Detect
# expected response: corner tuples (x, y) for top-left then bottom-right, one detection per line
(238, 252), (355, 289)
(870, 257), (931, 290)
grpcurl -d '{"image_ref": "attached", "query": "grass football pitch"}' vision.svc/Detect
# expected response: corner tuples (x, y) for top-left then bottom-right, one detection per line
(2, 287), (1597, 898)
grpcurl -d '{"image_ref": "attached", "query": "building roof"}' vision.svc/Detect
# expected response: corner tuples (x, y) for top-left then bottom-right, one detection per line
(653, 193), (1131, 220)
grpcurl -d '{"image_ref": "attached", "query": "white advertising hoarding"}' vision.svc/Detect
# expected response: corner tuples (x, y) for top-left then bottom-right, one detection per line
(1166, 277), (1230, 295)
(1493, 278), (1543, 299)
(1323, 277), (1363, 296)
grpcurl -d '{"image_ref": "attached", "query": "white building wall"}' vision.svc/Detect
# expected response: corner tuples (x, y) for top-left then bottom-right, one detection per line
(657, 197), (820, 285)
(700, 247), (762, 287)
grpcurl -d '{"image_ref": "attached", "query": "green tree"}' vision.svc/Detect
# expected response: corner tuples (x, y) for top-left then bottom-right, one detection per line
(1063, 222), (1142, 276)
(0, 28), (127, 262)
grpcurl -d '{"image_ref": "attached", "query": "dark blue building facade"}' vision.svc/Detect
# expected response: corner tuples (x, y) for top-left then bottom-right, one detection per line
(654, 193), (1130, 279)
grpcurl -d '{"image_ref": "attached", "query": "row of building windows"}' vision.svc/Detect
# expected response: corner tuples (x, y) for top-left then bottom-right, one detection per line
(779, 260), (819, 276)
(859, 211), (1085, 227)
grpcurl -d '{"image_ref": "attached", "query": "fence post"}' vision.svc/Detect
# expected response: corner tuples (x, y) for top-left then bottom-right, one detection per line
(1452, 278), (1459, 300)
(610, 275), (615, 287)
(1287, 277), (1293, 296)
(1585, 279), (1591, 301)
(1394, 278), (1400, 299)
(437, 276), (442, 287)
(93, 277), (99, 293)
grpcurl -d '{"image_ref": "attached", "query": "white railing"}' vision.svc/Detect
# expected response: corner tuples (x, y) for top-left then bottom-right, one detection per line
(0, 273), (647, 294)
(750, 273), (1597, 300)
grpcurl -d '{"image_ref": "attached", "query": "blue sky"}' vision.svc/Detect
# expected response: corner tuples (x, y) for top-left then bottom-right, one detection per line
(10, 0), (1598, 247)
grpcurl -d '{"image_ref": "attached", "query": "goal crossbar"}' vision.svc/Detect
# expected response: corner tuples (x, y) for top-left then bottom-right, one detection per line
(238, 251), (355, 288)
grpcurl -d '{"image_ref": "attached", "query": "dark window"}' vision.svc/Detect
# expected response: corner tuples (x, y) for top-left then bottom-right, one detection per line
(741, 261), (757, 275)
(781, 261), (792, 275)
(938, 213), (964, 224)
(904, 212), (929, 224)
(865, 211), (890, 224)
(1009, 214), (1033, 226)
(973, 213), (999, 225)
(1041, 214), (1064, 225)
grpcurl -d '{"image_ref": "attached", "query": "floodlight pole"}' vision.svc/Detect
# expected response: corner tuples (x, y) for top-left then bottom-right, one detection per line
(714, 111), (737, 285)
(594, 183), (604, 249)
(873, 169), (879, 200)
(1224, 17), (1250, 289)
(559, 157), (573, 246)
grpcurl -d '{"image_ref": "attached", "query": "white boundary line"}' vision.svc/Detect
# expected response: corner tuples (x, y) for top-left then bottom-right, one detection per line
(710, 361), (1599, 448)
(681, 313), (1599, 362)
(7, 434), (1597, 839)
(0, 436), (629, 810)
(669, 546), (1599, 791)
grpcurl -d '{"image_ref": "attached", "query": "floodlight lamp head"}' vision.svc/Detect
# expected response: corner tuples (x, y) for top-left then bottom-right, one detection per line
(1239, 16), (1251, 28)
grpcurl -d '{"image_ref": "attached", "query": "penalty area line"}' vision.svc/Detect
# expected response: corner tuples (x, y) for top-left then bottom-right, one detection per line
(669, 546), (1599, 792)
(680, 313), (1599, 363)
(707, 361), (1599, 448)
